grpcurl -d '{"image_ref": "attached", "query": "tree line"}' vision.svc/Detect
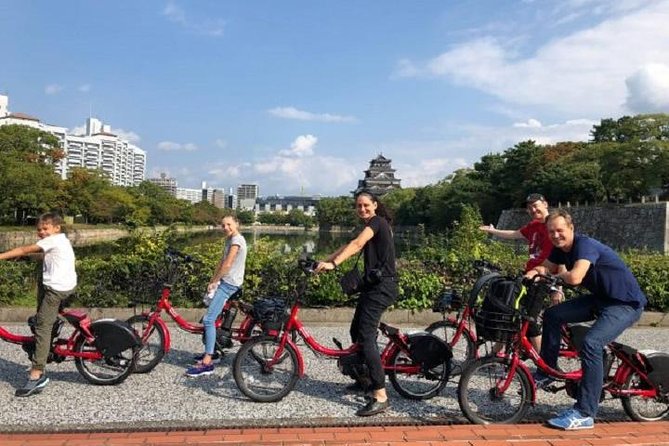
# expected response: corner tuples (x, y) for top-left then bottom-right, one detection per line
(0, 124), (253, 226)
(316, 114), (669, 230)
(3, 113), (669, 230)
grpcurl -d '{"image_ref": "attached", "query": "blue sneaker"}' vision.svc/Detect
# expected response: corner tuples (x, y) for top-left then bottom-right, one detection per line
(547, 408), (594, 430)
(532, 371), (555, 390)
(185, 362), (215, 377)
(15, 374), (49, 397)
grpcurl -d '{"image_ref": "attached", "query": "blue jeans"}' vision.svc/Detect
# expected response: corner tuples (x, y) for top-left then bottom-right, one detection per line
(203, 281), (240, 355)
(540, 294), (642, 417)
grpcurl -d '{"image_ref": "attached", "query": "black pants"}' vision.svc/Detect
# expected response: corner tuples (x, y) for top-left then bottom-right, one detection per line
(349, 284), (396, 391)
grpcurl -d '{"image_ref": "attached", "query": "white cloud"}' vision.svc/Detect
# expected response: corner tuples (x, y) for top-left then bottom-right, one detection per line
(205, 135), (358, 195)
(113, 128), (141, 144)
(394, 1), (669, 116)
(279, 134), (317, 157)
(397, 158), (470, 188)
(157, 141), (198, 151)
(78, 84), (91, 93)
(214, 138), (228, 149)
(624, 63), (669, 113)
(163, 2), (225, 37)
(45, 84), (63, 95)
(268, 107), (357, 123)
(513, 118), (543, 128)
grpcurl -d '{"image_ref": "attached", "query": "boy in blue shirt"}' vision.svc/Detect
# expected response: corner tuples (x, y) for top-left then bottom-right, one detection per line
(526, 209), (646, 430)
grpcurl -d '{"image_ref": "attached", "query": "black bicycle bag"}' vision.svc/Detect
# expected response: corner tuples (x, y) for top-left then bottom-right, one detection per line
(643, 351), (669, 396)
(91, 319), (140, 358)
(407, 332), (452, 376)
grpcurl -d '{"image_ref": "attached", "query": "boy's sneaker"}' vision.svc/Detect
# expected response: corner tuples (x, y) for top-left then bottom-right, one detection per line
(15, 374), (49, 397)
(532, 371), (555, 390)
(192, 352), (222, 364)
(185, 362), (215, 377)
(547, 408), (594, 430)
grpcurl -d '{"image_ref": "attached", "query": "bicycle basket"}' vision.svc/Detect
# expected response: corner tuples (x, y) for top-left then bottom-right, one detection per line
(432, 290), (462, 313)
(252, 297), (288, 333)
(474, 277), (524, 343)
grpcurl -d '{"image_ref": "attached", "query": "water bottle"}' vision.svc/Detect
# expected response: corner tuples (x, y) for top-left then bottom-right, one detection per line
(202, 287), (216, 307)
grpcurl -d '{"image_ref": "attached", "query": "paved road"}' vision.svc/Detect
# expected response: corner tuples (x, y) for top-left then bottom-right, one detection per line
(0, 324), (668, 432)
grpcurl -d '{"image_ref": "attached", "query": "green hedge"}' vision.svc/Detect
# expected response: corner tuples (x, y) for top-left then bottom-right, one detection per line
(2, 212), (669, 311)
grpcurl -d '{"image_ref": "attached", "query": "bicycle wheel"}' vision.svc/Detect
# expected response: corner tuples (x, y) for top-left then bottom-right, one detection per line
(458, 357), (532, 424)
(621, 371), (669, 421)
(233, 336), (300, 402)
(74, 336), (137, 385)
(388, 348), (449, 400)
(426, 319), (475, 375)
(127, 314), (167, 373)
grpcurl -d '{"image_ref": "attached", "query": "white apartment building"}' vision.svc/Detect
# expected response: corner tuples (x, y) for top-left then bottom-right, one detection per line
(176, 187), (203, 203)
(0, 94), (146, 186)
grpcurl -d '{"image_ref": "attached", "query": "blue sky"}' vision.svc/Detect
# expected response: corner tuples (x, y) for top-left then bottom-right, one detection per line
(2, 0), (669, 196)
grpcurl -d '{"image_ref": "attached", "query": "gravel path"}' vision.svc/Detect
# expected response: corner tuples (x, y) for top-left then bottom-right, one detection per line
(1, 323), (667, 432)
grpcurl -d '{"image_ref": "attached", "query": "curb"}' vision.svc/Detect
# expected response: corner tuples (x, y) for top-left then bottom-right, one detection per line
(0, 307), (667, 327)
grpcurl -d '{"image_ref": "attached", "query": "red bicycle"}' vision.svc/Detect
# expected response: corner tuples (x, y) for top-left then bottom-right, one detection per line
(232, 259), (453, 402)
(0, 299), (140, 385)
(457, 274), (669, 424)
(426, 260), (502, 374)
(127, 249), (257, 373)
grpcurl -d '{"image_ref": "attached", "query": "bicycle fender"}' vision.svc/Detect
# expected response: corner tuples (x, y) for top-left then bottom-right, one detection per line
(152, 317), (171, 353)
(515, 359), (537, 404)
(286, 338), (305, 377)
(91, 319), (140, 358)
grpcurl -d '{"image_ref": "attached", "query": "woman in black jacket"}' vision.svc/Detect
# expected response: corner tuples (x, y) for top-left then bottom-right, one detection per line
(316, 190), (397, 417)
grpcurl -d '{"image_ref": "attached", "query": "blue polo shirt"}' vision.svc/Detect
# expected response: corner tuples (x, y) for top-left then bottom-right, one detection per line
(548, 234), (647, 307)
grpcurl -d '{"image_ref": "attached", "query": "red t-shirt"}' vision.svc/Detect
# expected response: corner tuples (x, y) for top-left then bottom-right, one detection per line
(519, 220), (553, 272)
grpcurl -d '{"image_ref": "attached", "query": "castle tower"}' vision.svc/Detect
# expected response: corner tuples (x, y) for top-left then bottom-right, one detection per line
(354, 154), (402, 196)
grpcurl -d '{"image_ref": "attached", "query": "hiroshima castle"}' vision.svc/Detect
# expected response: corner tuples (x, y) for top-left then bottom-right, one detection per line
(354, 154), (402, 196)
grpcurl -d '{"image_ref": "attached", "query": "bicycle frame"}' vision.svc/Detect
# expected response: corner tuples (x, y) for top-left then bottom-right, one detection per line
(0, 310), (102, 361)
(135, 282), (255, 354)
(262, 295), (418, 378)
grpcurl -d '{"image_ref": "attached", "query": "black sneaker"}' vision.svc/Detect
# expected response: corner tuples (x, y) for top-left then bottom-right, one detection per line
(15, 374), (49, 397)
(356, 398), (389, 417)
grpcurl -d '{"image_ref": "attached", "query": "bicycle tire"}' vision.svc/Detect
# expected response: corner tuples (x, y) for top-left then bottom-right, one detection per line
(425, 319), (475, 376)
(233, 336), (300, 402)
(388, 347), (449, 400)
(457, 357), (532, 424)
(73, 336), (137, 385)
(127, 314), (168, 373)
(621, 370), (669, 421)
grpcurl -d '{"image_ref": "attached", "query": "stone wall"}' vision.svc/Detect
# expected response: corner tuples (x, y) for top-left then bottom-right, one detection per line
(0, 226), (211, 251)
(497, 201), (669, 253)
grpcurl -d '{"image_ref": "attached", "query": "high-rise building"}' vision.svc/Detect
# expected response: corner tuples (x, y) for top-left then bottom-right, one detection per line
(0, 94), (146, 186)
(176, 187), (203, 203)
(354, 154), (402, 196)
(237, 183), (259, 210)
(148, 173), (177, 196)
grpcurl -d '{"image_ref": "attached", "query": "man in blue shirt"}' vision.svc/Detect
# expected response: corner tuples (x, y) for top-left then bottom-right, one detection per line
(526, 209), (646, 430)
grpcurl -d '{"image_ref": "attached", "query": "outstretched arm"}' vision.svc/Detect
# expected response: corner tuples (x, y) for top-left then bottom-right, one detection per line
(0, 244), (42, 261)
(479, 224), (525, 240)
(316, 227), (374, 272)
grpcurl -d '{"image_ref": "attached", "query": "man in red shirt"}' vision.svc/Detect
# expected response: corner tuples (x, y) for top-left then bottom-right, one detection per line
(480, 193), (555, 349)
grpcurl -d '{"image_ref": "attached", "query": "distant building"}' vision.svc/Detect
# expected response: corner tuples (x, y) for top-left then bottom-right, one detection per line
(354, 154), (402, 196)
(255, 195), (320, 216)
(0, 94), (146, 186)
(148, 173), (177, 196)
(237, 183), (259, 210)
(176, 187), (202, 203)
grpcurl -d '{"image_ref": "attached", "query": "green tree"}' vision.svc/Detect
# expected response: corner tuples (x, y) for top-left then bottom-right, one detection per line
(315, 196), (357, 227)
(0, 125), (64, 223)
(62, 167), (112, 223)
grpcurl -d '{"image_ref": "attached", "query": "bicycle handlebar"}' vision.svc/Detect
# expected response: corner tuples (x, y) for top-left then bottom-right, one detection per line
(522, 273), (565, 292)
(165, 248), (202, 265)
